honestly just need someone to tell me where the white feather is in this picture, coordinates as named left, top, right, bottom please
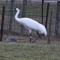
left=15, top=8, right=47, bottom=36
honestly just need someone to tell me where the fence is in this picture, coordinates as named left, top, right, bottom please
left=0, top=0, right=60, bottom=43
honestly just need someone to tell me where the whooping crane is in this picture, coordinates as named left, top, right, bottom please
left=15, top=8, right=47, bottom=43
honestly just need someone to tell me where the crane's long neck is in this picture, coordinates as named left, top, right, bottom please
left=15, top=9, right=21, bottom=22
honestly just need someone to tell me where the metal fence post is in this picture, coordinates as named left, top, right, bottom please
left=41, top=0, right=44, bottom=24
left=45, top=3, right=50, bottom=29
left=55, top=1, right=60, bottom=37
left=0, top=6, right=5, bottom=41
left=48, top=9, right=52, bottom=44
left=9, top=0, right=15, bottom=31
left=20, top=0, right=27, bottom=35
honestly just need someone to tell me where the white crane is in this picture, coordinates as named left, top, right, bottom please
left=15, top=8, right=47, bottom=42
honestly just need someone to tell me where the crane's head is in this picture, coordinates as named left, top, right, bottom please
left=13, top=8, right=20, bottom=12
left=16, top=8, right=19, bottom=11
left=15, top=8, right=20, bottom=12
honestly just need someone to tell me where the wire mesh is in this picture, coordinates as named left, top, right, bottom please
left=0, top=0, right=60, bottom=42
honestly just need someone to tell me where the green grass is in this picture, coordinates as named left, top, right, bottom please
left=0, top=42, right=60, bottom=60
left=17, top=4, right=56, bottom=17
left=0, top=3, right=56, bottom=17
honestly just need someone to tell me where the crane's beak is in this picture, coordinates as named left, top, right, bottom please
left=13, top=8, right=16, bottom=12
left=13, top=8, right=16, bottom=14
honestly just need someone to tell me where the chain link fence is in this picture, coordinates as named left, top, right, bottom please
left=0, top=0, right=60, bottom=42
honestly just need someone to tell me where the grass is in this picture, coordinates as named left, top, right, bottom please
left=0, top=3, right=56, bottom=16
left=0, top=42, right=60, bottom=60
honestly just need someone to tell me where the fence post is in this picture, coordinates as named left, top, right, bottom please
left=9, top=0, right=15, bottom=31
left=20, top=0, right=27, bottom=35
left=41, top=0, right=44, bottom=24
left=0, top=6, right=5, bottom=41
left=48, top=9, right=52, bottom=44
left=55, top=1, right=60, bottom=37
left=45, top=3, right=50, bottom=29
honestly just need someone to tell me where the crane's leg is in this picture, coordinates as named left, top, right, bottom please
left=36, top=31, right=42, bottom=40
left=29, top=30, right=32, bottom=43
left=29, top=33, right=32, bottom=43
